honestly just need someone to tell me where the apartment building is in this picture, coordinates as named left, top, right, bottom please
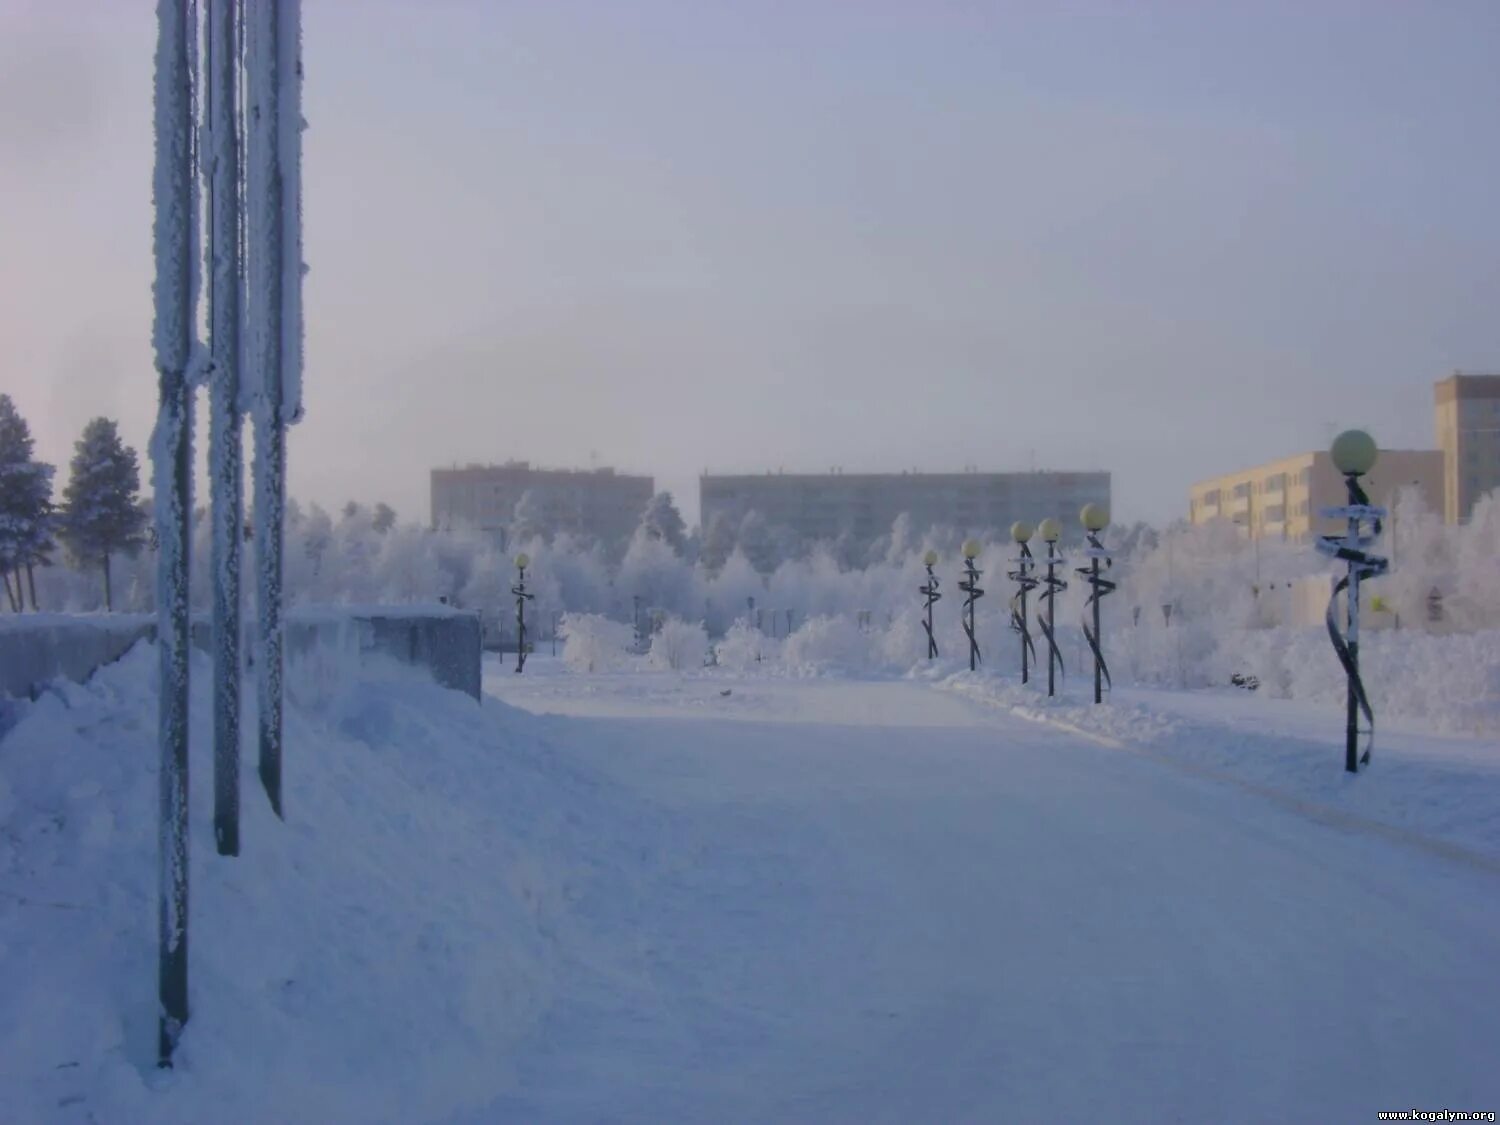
left=700, top=469, right=1111, bottom=548
left=1435, top=373, right=1500, bottom=524
left=1188, top=449, right=1442, bottom=541
left=430, top=461, right=652, bottom=551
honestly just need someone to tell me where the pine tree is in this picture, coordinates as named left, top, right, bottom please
left=637, top=491, right=687, bottom=555
left=59, top=418, right=147, bottom=611
left=0, top=395, right=56, bottom=611
left=372, top=502, right=397, bottom=534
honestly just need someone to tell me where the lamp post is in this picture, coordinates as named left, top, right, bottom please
left=919, top=549, right=941, bottom=659
left=1037, top=517, right=1066, bottom=697
left=1075, top=504, right=1115, bottom=704
left=512, top=553, right=534, bottom=673
left=958, top=539, right=984, bottom=671
left=1314, top=430, right=1388, bottom=773
left=1008, top=522, right=1038, bottom=684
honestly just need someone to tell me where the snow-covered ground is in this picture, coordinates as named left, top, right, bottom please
left=2, top=647, right=1498, bottom=1122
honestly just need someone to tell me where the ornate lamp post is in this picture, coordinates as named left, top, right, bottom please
left=1075, top=504, right=1115, bottom=704
left=513, top=553, right=534, bottom=673
left=1314, top=430, right=1388, bottom=772
left=919, top=549, right=941, bottom=659
left=1037, top=517, right=1067, bottom=697
left=958, top=539, right=984, bottom=671
left=1008, top=522, right=1039, bottom=684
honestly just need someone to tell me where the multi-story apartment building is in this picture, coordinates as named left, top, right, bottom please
left=1188, top=449, right=1443, bottom=541
left=699, top=469, right=1111, bottom=548
left=1435, top=373, right=1500, bottom=524
left=430, top=461, right=653, bottom=551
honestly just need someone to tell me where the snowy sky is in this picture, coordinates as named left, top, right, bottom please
left=4, top=0, right=1499, bottom=530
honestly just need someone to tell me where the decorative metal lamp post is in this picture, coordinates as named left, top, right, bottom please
left=1037, top=517, right=1067, bottom=697
left=919, top=549, right=941, bottom=659
left=512, top=553, right=534, bottom=673
left=1008, top=522, right=1039, bottom=684
left=958, top=539, right=984, bottom=671
left=1314, top=430, right=1388, bottom=773
left=1075, top=504, right=1115, bottom=704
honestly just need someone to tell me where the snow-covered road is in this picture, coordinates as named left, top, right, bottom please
left=474, top=668, right=1500, bottom=1123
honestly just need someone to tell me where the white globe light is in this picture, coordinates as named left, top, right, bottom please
left=1037, top=517, right=1061, bottom=543
left=515, top=552, right=530, bottom=569
left=1080, top=503, right=1109, bottom=532
left=1010, top=520, right=1034, bottom=544
left=923, top=549, right=938, bottom=567
left=962, top=539, right=981, bottom=560
left=1330, top=429, right=1378, bottom=475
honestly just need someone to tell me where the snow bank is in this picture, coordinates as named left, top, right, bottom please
left=938, top=670, right=1500, bottom=865
left=0, top=642, right=668, bottom=1123
left=0, top=613, right=155, bottom=700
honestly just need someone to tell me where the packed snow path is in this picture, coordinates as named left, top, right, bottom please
left=475, top=668, right=1500, bottom=1123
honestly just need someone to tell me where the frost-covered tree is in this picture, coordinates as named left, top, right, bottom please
left=737, top=510, right=779, bottom=574
left=0, top=396, right=55, bottom=611
left=637, top=491, right=687, bottom=555
left=700, top=513, right=737, bottom=574
left=58, top=418, right=146, bottom=611
left=372, top=502, right=397, bottom=534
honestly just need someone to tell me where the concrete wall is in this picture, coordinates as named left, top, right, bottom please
left=0, top=607, right=482, bottom=702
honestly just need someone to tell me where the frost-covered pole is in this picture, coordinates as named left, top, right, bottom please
left=919, top=549, right=940, bottom=659
left=246, top=0, right=304, bottom=817
left=1315, top=431, right=1388, bottom=774
left=512, top=553, right=534, bottom=672
left=1037, top=518, right=1067, bottom=698
left=151, top=0, right=196, bottom=1067
left=1007, top=522, right=1038, bottom=685
left=207, top=0, right=243, bottom=856
left=958, top=540, right=983, bottom=671
left=1075, top=504, right=1115, bottom=705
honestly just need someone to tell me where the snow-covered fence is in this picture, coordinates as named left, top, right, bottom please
left=0, top=607, right=482, bottom=703
left=0, top=614, right=156, bottom=699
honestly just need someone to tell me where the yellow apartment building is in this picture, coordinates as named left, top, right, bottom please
left=1189, top=448, right=1443, bottom=542
left=1435, top=373, right=1500, bottom=524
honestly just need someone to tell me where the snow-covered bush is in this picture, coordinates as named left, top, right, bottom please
left=558, top=612, right=635, bottom=674
left=782, top=614, right=880, bottom=675
left=712, top=620, right=778, bottom=672
left=648, top=617, right=709, bottom=671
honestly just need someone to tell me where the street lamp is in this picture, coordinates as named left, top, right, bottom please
left=1037, top=517, right=1067, bottom=697
left=1315, top=429, right=1388, bottom=773
left=959, top=539, right=984, bottom=671
left=1008, top=522, right=1038, bottom=684
left=919, top=549, right=941, bottom=659
left=512, top=553, right=534, bottom=673
left=1075, top=503, right=1115, bottom=705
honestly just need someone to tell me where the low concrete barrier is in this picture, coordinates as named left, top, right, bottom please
left=0, top=606, right=482, bottom=702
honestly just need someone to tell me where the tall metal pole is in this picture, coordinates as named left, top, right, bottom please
left=512, top=554, right=533, bottom=673
left=1345, top=508, right=1360, bottom=773
left=207, top=0, right=243, bottom=856
left=919, top=550, right=940, bottom=659
left=1091, top=555, right=1102, bottom=704
left=958, top=541, right=983, bottom=671
left=247, top=0, right=302, bottom=817
left=151, top=0, right=195, bottom=1067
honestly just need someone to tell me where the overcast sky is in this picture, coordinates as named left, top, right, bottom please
left=4, top=0, right=1498, bottom=530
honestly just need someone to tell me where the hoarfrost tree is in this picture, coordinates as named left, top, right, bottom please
left=637, top=491, right=687, bottom=555
left=0, top=395, right=55, bottom=611
left=372, top=502, right=397, bottom=534
left=700, top=513, right=738, bottom=574
left=59, top=418, right=147, bottom=611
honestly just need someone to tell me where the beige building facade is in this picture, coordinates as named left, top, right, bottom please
left=430, top=461, right=652, bottom=551
left=1435, top=373, right=1500, bottom=524
left=1189, top=449, right=1443, bottom=542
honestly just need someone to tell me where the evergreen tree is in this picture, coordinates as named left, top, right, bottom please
left=699, top=513, right=738, bottom=574
left=372, top=502, right=397, bottom=534
left=0, top=395, right=56, bottom=611
left=59, top=418, right=147, bottom=611
left=637, top=491, right=687, bottom=555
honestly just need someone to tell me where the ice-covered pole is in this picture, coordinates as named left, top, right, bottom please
left=1007, top=522, right=1038, bottom=685
left=150, top=0, right=196, bottom=1067
left=1037, top=518, right=1066, bottom=698
left=512, top=553, right=534, bottom=673
left=246, top=0, right=304, bottom=817
left=1075, top=504, right=1114, bottom=705
left=207, top=0, right=243, bottom=856
left=919, top=549, right=941, bottom=659
left=958, top=539, right=984, bottom=671
left=1315, top=430, right=1388, bottom=773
